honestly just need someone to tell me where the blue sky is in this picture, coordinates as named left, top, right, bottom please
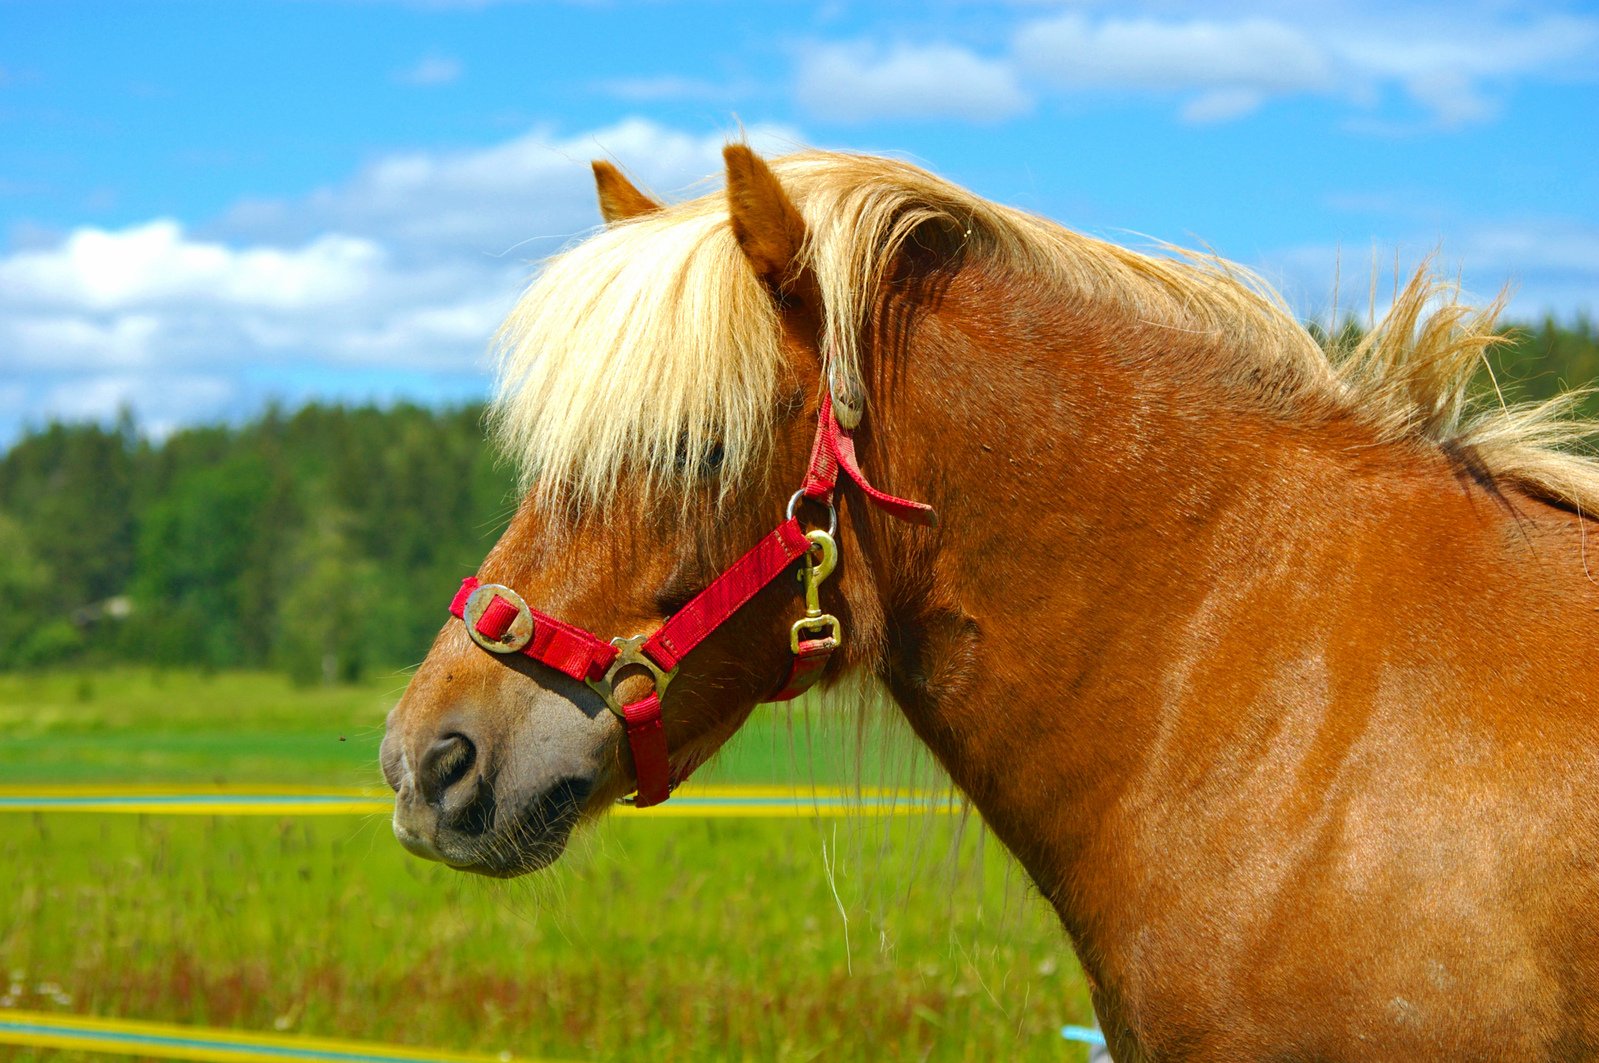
left=2, top=0, right=1596, bottom=442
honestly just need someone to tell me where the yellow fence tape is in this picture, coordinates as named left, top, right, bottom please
left=0, top=1008, right=566, bottom=1063
left=0, top=784, right=961, bottom=818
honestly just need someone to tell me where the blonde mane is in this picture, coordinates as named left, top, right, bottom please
left=491, top=150, right=1599, bottom=512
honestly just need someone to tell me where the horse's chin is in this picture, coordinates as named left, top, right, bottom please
left=447, top=835, right=569, bottom=878
left=393, top=776, right=592, bottom=878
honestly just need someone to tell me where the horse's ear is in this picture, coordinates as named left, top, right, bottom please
left=592, top=161, right=663, bottom=225
left=723, top=145, right=806, bottom=289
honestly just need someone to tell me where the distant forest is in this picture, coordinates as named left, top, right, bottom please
left=0, top=402, right=514, bottom=683
left=2, top=317, right=1596, bottom=682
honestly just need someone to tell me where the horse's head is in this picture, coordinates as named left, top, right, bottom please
left=380, top=148, right=910, bottom=876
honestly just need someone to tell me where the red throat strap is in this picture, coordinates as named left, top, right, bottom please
left=620, top=694, right=670, bottom=807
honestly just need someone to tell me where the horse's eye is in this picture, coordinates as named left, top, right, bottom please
left=701, top=441, right=725, bottom=473
left=673, top=436, right=724, bottom=477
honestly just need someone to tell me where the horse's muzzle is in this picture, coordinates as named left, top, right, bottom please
left=382, top=717, right=590, bottom=877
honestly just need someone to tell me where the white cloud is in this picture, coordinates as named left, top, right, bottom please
left=1454, top=220, right=1599, bottom=314
left=0, top=221, right=385, bottom=312
left=1400, top=71, right=1497, bottom=129
left=0, top=218, right=520, bottom=376
left=796, top=41, right=1031, bottom=123
left=2, top=313, right=164, bottom=371
left=1329, top=14, right=1599, bottom=82
left=600, top=75, right=746, bottom=103
left=1180, top=88, right=1266, bottom=124
left=42, top=373, right=236, bottom=437
left=226, top=117, right=803, bottom=252
left=395, top=55, right=462, bottom=87
left=1267, top=219, right=1599, bottom=324
left=1016, top=15, right=1335, bottom=96
left=0, top=118, right=808, bottom=436
left=323, top=291, right=518, bottom=366
left=1324, top=14, right=1598, bottom=129
left=803, top=10, right=1599, bottom=129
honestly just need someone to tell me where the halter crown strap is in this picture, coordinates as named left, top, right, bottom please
left=799, top=393, right=938, bottom=527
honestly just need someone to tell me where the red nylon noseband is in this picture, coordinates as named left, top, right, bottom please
left=448, top=393, right=934, bottom=807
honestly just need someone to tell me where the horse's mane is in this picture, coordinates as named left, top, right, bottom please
left=491, top=150, right=1599, bottom=512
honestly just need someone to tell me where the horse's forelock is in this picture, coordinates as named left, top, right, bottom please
left=489, top=204, right=785, bottom=513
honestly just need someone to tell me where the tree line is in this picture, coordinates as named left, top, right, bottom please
left=0, top=402, right=515, bottom=683
left=1, top=317, right=1595, bottom=682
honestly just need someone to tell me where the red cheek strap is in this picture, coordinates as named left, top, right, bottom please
left=800, top=392, right=937, bottom=527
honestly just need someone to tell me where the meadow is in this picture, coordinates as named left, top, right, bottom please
left=0, top=670, right=1092, bottom=1061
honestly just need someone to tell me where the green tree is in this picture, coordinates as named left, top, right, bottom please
left=0, top=511, right=81, bottom=667
left=128, top=453, right=275, bottom=669
left=0, top=418, right=136, bottom=612
left=274, top=508, right=387, bottom=686
left=1490, top=316, right=1599, bottom=421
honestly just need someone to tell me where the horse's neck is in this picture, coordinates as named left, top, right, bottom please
left=863, top=267, right=1473, bottom=933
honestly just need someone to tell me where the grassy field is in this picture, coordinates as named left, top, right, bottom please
left=0, top=670, right=1093, bottom=1061
left=0, top=670, right=925, bottom=790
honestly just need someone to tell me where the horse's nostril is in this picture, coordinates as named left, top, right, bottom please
left=418, top=733, right=476, bottom=803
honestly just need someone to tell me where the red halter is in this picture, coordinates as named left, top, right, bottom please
left=448, top=394, right=936, bottom=807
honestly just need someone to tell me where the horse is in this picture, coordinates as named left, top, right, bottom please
left=380, top=146, right=1599, bottom=1060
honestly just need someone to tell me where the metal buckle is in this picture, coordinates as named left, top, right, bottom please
left=461, top=583, right=535, bottom=654
left=585, top=634, right=679, bottom=720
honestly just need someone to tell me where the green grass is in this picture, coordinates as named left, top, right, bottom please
left=0, top=670, right=1093, bottom=1061
left=0, top=670, right=402, bottom=788
left=0, top=669, right=929, bottom=789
